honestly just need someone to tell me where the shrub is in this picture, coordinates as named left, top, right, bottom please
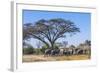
left=35, top=49, right=43, bottom=55
left=23, top=47, right=35, bottom=55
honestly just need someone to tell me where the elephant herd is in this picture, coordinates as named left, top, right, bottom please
left=44, top=48, right=90, bottom=57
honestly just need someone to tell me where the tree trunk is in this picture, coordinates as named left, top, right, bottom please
left=51, top=41, right=55, bottom=49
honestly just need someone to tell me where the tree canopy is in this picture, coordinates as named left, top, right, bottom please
left=23, top=18, right=80, bottom=49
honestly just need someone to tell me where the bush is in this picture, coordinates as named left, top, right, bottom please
left=23, top=47, right=35, bottom=55
left=35, top=49, right=43, bottom=55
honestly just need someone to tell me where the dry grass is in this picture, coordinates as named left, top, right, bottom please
left=22, top=54, right=90, bottom=62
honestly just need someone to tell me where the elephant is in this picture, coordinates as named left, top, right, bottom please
left=51, top=49, right=60, bottom=56
left=44, top=49, right=60, bottom=57
left=63, top=50, right=68, bottom=55
left=75, top=48, right=86, bottom=55
left=77, top=49, right=84, bottom=54
left=63, top=49, right=73, bottom=56
left=44, top=49, right=52, bottom=57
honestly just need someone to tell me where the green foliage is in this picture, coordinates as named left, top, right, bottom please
left=23, top=47, right=35, bottom=55
left=41, top=45, right=48, bottom=53
left=35, top=49, right=43, bottom=55
left=53, top=44, right=59, bottom=49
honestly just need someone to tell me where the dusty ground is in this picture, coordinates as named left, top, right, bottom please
left=22, top=54, right=90, bottom=62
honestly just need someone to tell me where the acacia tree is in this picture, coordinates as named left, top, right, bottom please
left=23, top=18, right=80, bottom=49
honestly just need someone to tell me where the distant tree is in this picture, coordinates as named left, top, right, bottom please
left=62, top=41, right=68, bottom=48
left=85, top=40, right=91, bottom=46
left=69, top=45, right=75, bottom=49
left=23, top=46, right=35, bottom=55
left=23, top=18, right=80, bottom=49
